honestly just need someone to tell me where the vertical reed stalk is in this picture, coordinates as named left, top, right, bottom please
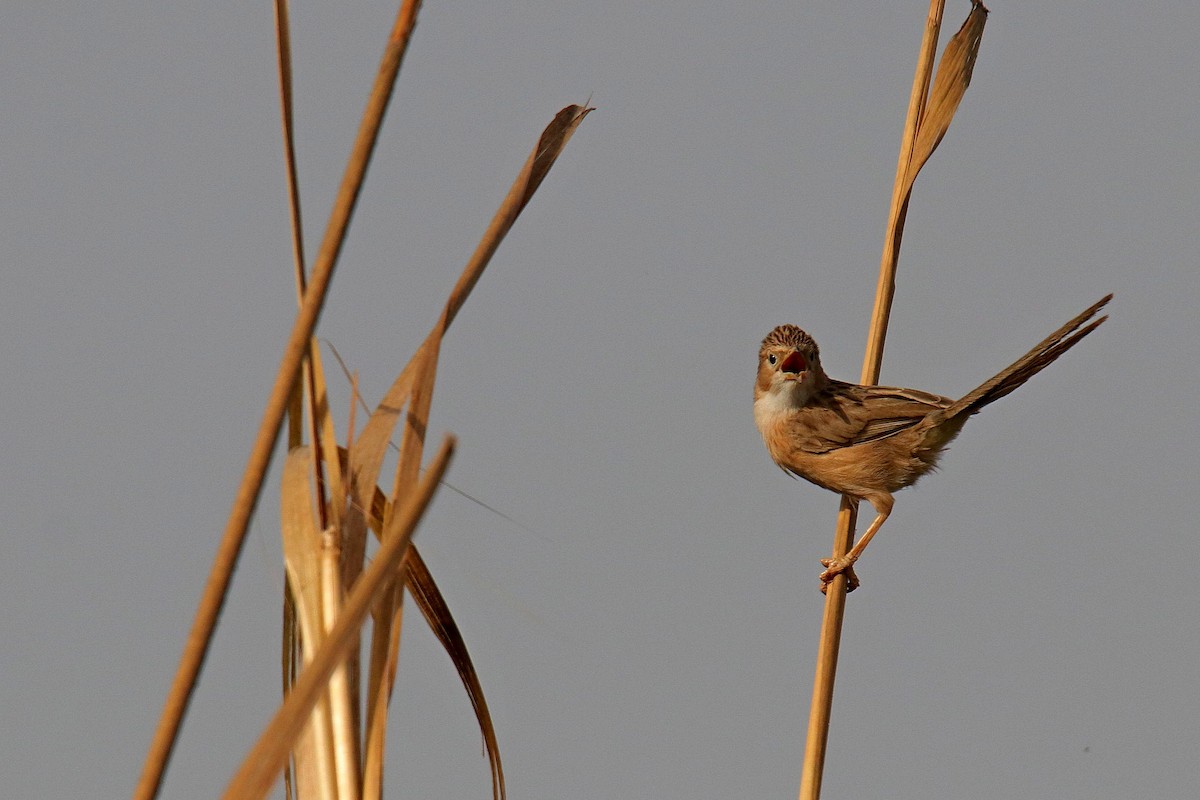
left=797, top=1, right=981, bottom=797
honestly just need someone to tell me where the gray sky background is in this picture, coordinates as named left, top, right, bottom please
left=3, top=2, right=1197, bottom=798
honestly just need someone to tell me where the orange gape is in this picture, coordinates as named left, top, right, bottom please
left=754, top=295, right=1111, bottom=592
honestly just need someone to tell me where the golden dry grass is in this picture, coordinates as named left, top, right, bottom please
left=134, top=2, right=591, bottom=799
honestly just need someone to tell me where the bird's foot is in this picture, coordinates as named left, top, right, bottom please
left=819, top=556, right=860, bottom=593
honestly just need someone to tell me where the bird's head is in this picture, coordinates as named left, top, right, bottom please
left=755, top=324, right=826, bottom=408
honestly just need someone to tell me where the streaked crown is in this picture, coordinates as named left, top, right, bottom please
left=759, top=324, right=818, bottom=362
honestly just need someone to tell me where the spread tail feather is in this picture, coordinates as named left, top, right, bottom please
left=935, top=294, right=1111, bottom=426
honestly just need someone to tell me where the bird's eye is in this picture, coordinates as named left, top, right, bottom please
left=767, top=354, right=777, bottom=365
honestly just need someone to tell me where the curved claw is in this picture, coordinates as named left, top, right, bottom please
left=818, top=557, right=860, bottom=593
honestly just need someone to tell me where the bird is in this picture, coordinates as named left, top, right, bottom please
left=754, top=294, right=1111, bottom=592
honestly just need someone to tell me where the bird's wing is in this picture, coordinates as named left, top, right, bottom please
left=795, top=381, right=953, bottom=454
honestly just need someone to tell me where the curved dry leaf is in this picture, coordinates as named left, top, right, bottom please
left=329, top=103, right=590, bottom=800
left=444, top=104, right=593, bottom=328
left=309, top=343, right=347, bottom=528
left=391, top=333, right=441, bottom=504
left=907, top=1, right=988, bottom=188
left=391, top=102, right=595, bottom=516
left=407, top=548, right=505, bottom=800
left=343, top=336, right=425, bottom=583
left=349, top=102, right=593, bottom=576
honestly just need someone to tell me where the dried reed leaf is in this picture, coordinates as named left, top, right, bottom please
left=346, top=98, right=594, bottom=647
left=391, top=335, right=440, bottom=503
left=280, top=448, right=337, bottom=800
left=342, top=346, right=422, bottom=585
left=905, top=0, right=988, bottom=192
left=444, top=104, right=593, bottom=328
left=310, top=344, right=347, bottom=527
left=282, top=103, right=591, bottom=800
left=348, top=102, right=593, bottom=549
left=224, top=437, right=456, bottom=800
left=359, top=104, right=592, bottom=798
left=332, top=456, right=502, bottom=799
left=388, top=102, right=595, bottom=512
left=407, top=548, right=506, bottom=800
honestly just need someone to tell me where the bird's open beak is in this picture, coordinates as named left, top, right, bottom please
left=780, top=350, right=807, bottom=379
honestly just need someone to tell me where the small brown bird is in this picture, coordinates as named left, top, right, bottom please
left=754, top=295, right=1111, bottom=591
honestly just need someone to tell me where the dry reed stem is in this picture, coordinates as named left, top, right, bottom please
left=280, top=448, right=337, bottom=799
left=224, top=437, right=456, bottom=800
left=276, top=0, right=339, bottom=532
left=276, top=0, right=307, bottom=456
left=799, top=2, right=988, bottom=799
left=321, top=529, right=360, bottom=800
left=273, top=5, right=357, bottom=789
left=274, top=0, right=306, bottom=304
left=133, top=4, right=423, bottom=797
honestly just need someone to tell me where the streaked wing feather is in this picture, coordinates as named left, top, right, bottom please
left=797, top=381, right=952, bottom=454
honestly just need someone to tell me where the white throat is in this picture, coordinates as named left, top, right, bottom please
left=754, top=378, right=813, bottom=434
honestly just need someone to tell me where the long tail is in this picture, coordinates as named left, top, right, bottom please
left=938, top=294, right=1111, bottom=424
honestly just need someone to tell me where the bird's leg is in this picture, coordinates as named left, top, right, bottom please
left=819, top=494, right=893, bottom=589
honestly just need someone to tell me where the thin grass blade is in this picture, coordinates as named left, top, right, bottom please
left=444, top=104, right=592, bottom=328
left=407, top=549, right=505, bottom=800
